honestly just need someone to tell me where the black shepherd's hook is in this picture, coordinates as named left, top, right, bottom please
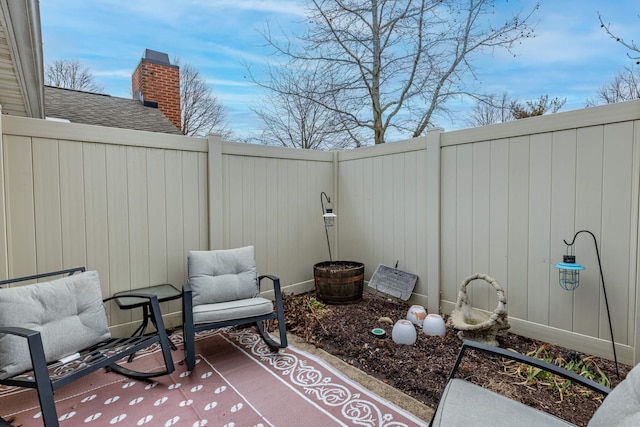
left=320, top=192, right=333, bottom=262
left=564, top=230, right=619, bottom=379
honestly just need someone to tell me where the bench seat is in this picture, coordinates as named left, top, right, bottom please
left=0, top=268, right=175, bottom=427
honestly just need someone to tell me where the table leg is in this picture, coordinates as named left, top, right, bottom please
left=127, top=305, right=151, bottom=363
left=126, top=300, right=178, bottom=363
left=149, top=308, right=177, bottom=351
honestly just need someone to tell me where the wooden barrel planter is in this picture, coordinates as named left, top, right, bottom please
left=313, top=261, right=365, bottom=304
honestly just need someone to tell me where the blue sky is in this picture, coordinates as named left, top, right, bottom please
left=40, top=1, right=639, bottom=142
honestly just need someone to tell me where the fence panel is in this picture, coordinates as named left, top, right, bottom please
left=439, top=101, right=640, bottom=363
left=336, top=138, right=430, bottom=303
left=2, top=100, right=640, bottom=363
left=214, top=140, right=335, bottom=295
left=1, top=117, right=208, bottom=332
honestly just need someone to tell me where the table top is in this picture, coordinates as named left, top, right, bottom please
left=113, top=283, right=181, bottom=309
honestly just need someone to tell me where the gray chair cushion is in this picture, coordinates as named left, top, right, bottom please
left=193, top=297, right=274, bottom=324
left=0, top=270, right=111, bottom=379
left=188, top=246, right=258, bottom=306
left=431, top=378, right=575, bottom=426
left=588, top=362, right=640, bottom=426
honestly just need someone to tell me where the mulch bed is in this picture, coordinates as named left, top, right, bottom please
left=283, top=291, right=631, bottom=427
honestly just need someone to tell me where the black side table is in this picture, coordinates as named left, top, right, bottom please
left=113, top=283, right=182, bottom=360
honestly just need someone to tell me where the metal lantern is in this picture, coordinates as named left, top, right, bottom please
left=320, top=192, right=336, bottom=229
left=322, top=208, right=337, bottom=228
left=320, top=192, right=336, bottom=261
left=554, top=255, right=585, bottom=291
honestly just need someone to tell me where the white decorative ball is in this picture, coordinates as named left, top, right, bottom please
left=392, top=319, right=417, bottom=345
left=406, top=305, right=427, bottom=327
left=422, top=313, right=446, bottom=336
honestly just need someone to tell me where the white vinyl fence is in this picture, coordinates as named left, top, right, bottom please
left=2, top=99, right=640, bottom=364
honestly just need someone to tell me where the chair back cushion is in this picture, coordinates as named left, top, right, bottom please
left=188, top=246, right=258, bottom=306
left=0, top=270, right=111, bottom=379
left=588, top=362, right=640, bottom=426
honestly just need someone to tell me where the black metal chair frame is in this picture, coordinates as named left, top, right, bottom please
left=430, top=339, right=612, bottom=426
left=0, top=267, right=175, bottom=427
left=182, top=274, right=287, bottom=371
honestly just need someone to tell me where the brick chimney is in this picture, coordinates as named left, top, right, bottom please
left=132, top=49, right=181, bottom=131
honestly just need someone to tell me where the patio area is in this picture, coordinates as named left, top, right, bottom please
left=1, top=287, right=632, bottom=426
left=1, top=326, right=428, bottom=426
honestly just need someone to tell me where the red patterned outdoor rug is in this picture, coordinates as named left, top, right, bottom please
left=1, top=328, right=426, bottom=426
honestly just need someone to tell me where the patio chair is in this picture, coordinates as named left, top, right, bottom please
left=0, top=267, right=175, bottom=427
left=182, top=246, right=287, bottom=370
left=430, top=340, right=640, bottom=426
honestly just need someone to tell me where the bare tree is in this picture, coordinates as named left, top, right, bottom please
left=509, top=95, right=565, bottom=119
left=466, top=93, right=565, bottom=126
left=599, top=12, right=640, bottom=64
left=466, top=92, right=514, bottom=127
left=178, top=61, right=231, bottom=138
left=45, top=59, right=104, bottom=93
left=260, top=0, right=538, bottom=145
left=587, top=67, right=640, bottom=106
left=250, top=63, right=363, bottom=149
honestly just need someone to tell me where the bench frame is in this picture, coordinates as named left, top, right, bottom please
left=430, top=339, right=612, bottom=426
left=0, top=267, right=175, bottom=427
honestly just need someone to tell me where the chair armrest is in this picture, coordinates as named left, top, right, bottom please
left=0, top=326, right=47, bottom=363
left=0, top=326, right=50, bottom=383
left=0, top=326, right=40, bottom=338
left=258, top=275, right=282, bottom=293
left=258, top=274, right=280, bottom=283
left=430, top=340, right=611, bottom=427
left=258, top=275, right=284, bottom=302
left=450, top=340, right=611, bottom=396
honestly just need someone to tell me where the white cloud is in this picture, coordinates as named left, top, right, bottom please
left=206, top=78, right=254, bottom=88
left=97, top=0, right=305, bottom=25
left=198, top=0, right=306, bottom=16
left=93, top=69, right=133, bottom=79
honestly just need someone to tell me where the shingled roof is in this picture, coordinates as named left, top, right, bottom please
left=44, top=86, right=182, bottom=135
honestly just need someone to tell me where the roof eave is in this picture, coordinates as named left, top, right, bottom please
left=0, top=0, right=45, bottom=118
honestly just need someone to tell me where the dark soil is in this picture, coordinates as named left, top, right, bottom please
left=283, top=291, right=631, bottom=427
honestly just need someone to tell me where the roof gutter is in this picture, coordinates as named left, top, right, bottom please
left=0, top=0, right=45, bottom=118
